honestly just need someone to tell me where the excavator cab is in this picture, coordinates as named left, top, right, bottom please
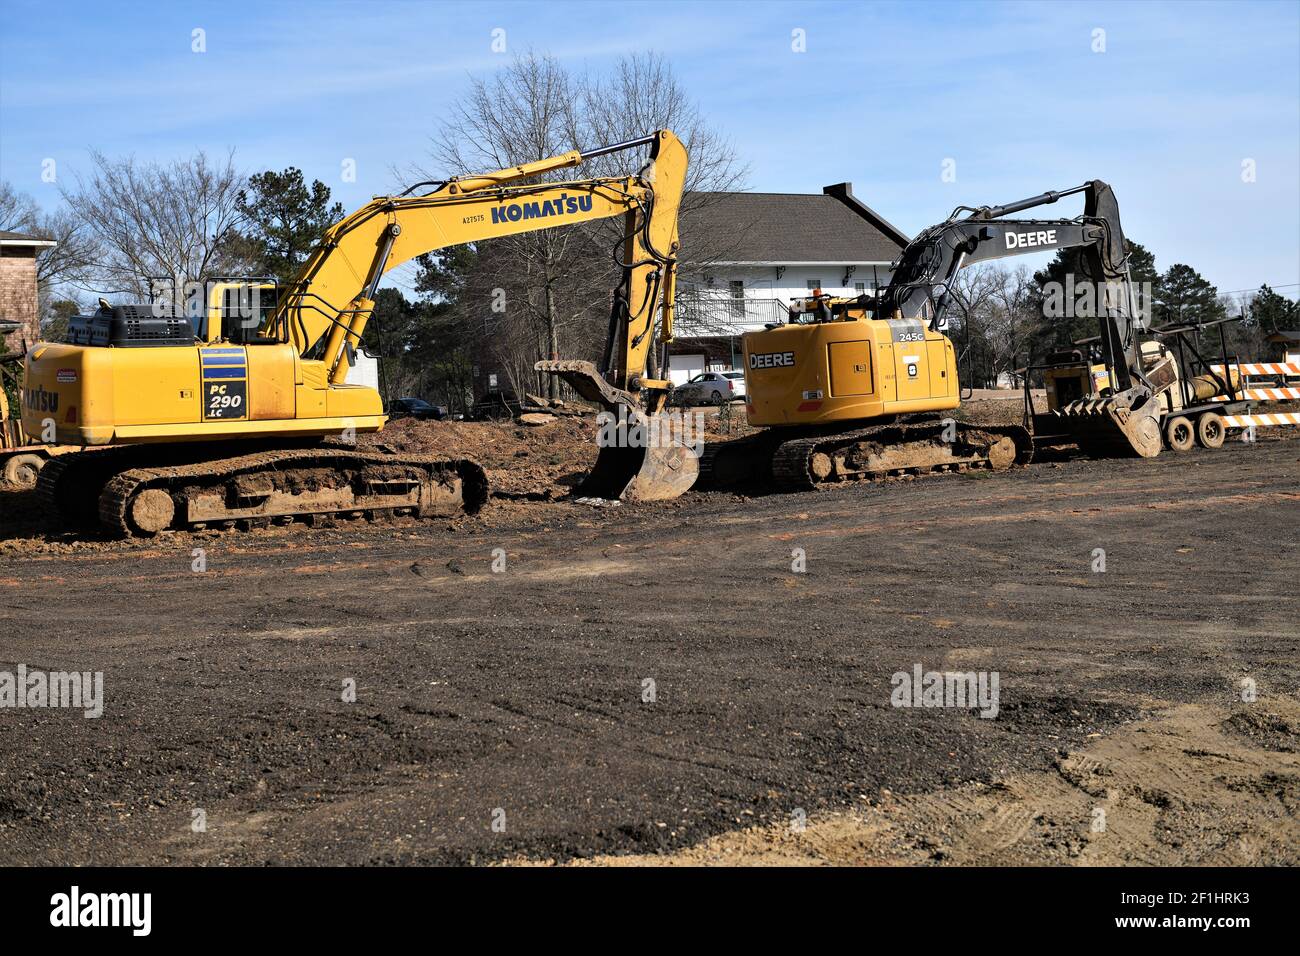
left=219, top=281, right=285, bottom=346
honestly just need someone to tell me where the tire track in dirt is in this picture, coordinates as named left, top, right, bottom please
left=540, top=700, right=1299, bottom=866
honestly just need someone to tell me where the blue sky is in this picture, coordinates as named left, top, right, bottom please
left=1, top=0, right=1297, bottom=300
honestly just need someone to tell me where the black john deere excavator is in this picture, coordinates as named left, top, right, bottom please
left=22, top=131, right=693, bottom=535
left=700, top=180, right=1173, bottom=491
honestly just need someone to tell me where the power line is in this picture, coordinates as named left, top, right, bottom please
left=1219, top=282, right=1300, bottom=296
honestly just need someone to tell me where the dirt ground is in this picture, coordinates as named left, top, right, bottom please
left=549, top=700, right=1300, bottom=865
left=0, top=409, right=1296, bottom=865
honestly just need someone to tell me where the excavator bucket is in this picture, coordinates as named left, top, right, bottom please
left=1052, top=353, right=1176, bottom=458
left=578, top=410, right=700, bottom=501
left=536, top=359, right=699, bottom=501
left=1053, top=390, right=1164, bottom=458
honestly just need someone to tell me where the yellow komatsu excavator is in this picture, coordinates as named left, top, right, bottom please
left=22, top=130, right=691, bottom=535
left=702, top=180, right=1168, bottom=491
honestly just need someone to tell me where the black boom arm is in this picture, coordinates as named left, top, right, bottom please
left=878, top=180, right=1144, bottom=390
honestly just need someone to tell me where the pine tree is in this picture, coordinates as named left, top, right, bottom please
left=1249, top=284, right=1299, bottom=332
left=232, top=168, right=344, bottom=286
left=1154, top=264, right=1225, bottom=327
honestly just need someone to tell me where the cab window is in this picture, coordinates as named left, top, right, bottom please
left=222, top=286, right=283, bottom=344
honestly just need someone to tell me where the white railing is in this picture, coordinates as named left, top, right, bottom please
left=674, top=293, right=788, bottom=336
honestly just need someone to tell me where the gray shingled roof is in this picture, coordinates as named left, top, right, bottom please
left=680, top=184, right=908, bottom=265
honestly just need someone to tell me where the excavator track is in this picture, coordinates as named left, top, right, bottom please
left=699, top=417, right=1033, bottom=493
left=771, top=421, right=1032, bottom=490
left=39, top=445, right=487, bottom=537
left=36, top=446, right=146, bottom=531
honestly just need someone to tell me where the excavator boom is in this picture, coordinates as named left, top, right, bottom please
left=278, top=131, right=685, bottom=390
left=276, top=129, right=693, bottom=500
left=877, top=180, right=1165, bottom=457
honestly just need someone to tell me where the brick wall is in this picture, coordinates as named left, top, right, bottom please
left=0, top=248, right=40, bottom=355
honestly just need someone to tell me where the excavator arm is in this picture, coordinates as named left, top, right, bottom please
left=876, top=180, right=1166, bottom=456
left=273, top=128, right=695, bottom=498
left=275, top=131, right=685, bottom=393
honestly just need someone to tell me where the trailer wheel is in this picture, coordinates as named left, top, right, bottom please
left=2, top=452, right=46, bottom=490
left=1164, top=416, right=1195, bottom=452
left=1195, top=411, right=1225, bottom=449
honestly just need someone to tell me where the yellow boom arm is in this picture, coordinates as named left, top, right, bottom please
left=278, top=130, right=686, bottom=391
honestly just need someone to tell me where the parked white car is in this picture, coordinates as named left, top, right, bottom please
left=672, top=370, right=746, bottom=405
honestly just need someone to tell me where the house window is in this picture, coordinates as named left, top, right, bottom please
left=854, top=282, right=866, bottom=294
left=729, top=280, right=744, bottom=318
left=806, top=279, right=824, bottom=292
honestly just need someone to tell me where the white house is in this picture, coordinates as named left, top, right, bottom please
left=666, top=183, right=909, bottom=384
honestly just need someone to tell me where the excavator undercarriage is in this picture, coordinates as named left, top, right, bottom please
left=37, top=443, right=487, bottom=536
left=700, top=417, right=1032, bottom=492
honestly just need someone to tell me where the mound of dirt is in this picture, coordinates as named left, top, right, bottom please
left=956, top=397, right=1040, bottom=428
left=520, top=700, right=1300, bottom=866
left=361, top=416, right=602, bottom=498
left=367, top=408, right=761, bottom=499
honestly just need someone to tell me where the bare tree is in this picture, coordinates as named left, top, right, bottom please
left=61, top=150, right=249, bottom=298
left=423, top=54, right=602, bottom=395
left=0, top=181, right=39, bottom=233
left=32, top=208, right=101, bottom=297
left=949, top=265, right=1038, bottom=387
left=577, top=53, right=755, bottom=338
left=575, top=52, right=749, bottom=208
left=985, top=266, right=1037, bottom=383
left=948, top=267, right=1005, bottom=388
left=416, top=52, right=750, bottom=397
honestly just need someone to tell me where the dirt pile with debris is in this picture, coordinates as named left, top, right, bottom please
left=1, top=397, right=1292, bottom=549
left=364, top=407, right=760, bottom=499
left=956, top=398, right=1038, bottom=428
left=362, top=416, right=602, bottom=498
